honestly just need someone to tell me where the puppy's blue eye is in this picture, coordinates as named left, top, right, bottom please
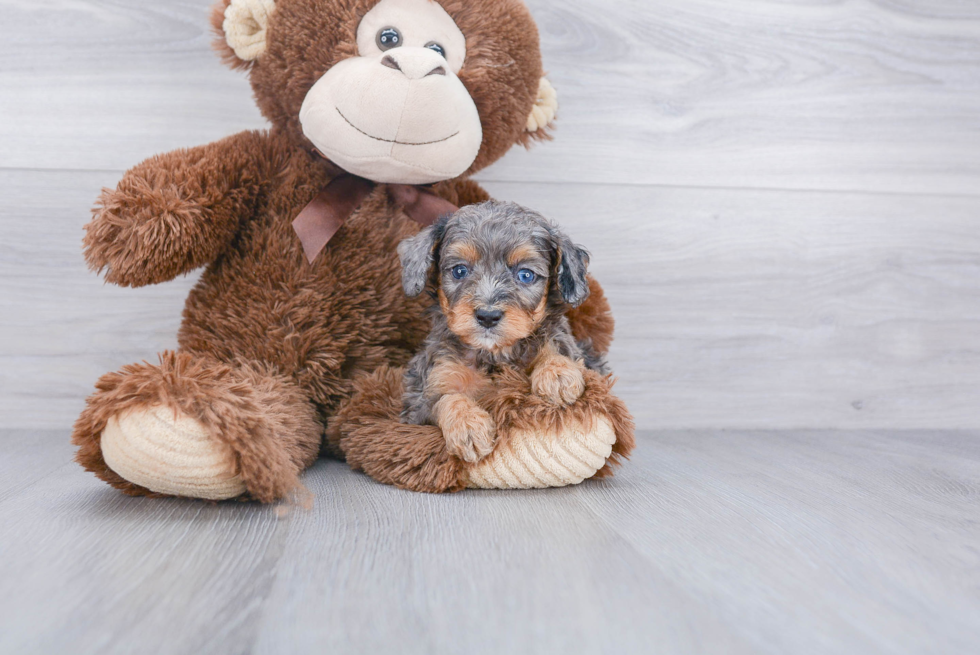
left=517, top=269, right=537, bottom=284
left=452, top=265, right=469, bottom=280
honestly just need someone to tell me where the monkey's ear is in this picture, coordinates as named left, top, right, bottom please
left=398, top=218, right=449, bottom=297
left=211, top=0, right=276, bottom=69
left=549, top=227, right=591, bottom=307
left=525, top=77, right=558, bottom=141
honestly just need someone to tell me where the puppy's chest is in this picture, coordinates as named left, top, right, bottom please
left=463, top=341, right=542, bottom=376
left=428, top=343, right=534, bottom=395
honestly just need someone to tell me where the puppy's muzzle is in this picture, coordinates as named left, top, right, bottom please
left=475, top=308, right=503, bottom=329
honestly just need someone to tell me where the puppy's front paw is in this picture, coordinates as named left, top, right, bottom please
left=531, top=356, right=586, bottom=405
left=434, top=394, right=496, bottom=463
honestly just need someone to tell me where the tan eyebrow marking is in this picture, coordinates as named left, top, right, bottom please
left=507, top=243, right=540, bottom=267
left=446, top=241, right=479, bottom=263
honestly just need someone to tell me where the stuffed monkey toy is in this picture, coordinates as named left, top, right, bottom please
left=72, top=0, right=633, bottom=501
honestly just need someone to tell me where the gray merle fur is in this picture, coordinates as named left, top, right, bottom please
left=397, top=201, right=609, bottom=426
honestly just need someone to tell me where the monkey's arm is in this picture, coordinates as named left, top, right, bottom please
left=84, top=130, right=278, bottom=287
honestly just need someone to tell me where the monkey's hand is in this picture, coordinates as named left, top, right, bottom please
left=434, top=394, right=496, bottom=463
left=531, top=354, right=586, bottom=405
left=84, top=130, right=274, bottom=287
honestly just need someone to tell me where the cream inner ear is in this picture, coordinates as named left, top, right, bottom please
left=527, top=77, right=558, bottom=132
left=223, top=0, right=276, bottom=62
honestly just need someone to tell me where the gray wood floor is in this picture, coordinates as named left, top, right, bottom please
left=1, top=429, right=978, bottom=654
left=2, top=1, right=980, bottom=652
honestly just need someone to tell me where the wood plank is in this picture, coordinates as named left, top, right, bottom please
left=484, top=180, right=980, bottom=430
left=0, top=0, right=267, bottom=172
left=249, top=458, right=751, bottom=654
left=0, top=430, right=977, bottom=653
left=0, top=430, right=75, bottom=503
left=5, top=169, right=978, bottom=430
left=493, top=0, right=980, bottom=194
left=0, top=431, right=289, bottom=655
left=0, top=169, right=198, bottom=428
left=575, top=430, right=980, bottom=655
left=1, top=1, right=978, bottom=195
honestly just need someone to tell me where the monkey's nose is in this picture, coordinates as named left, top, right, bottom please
left=380, top=50, right=447, bottom=80
left=475, top=309, right=504, bottom=329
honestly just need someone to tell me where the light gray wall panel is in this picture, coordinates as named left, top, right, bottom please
left=3, top=170, right=978, bottom=429
left=1, top=0, right=978, bottom=429
left=1, top=1, right=978, bottom=194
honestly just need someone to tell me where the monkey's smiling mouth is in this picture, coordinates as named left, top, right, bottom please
left=336, top=108, right=459, bottom=146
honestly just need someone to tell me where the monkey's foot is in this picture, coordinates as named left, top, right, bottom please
left=336, top=365, right=634, bottom=493
left=101, top=405, right=247, bottom=500
left=463, top=415, right=616, bottom=489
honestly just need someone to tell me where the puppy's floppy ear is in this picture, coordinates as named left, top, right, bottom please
left=548, top=227, right=591, bottom=307
left=398, top=217, right=449, bottom=297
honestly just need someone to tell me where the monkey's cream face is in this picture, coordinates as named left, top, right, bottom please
left=299, top=0, right=483, bottom=184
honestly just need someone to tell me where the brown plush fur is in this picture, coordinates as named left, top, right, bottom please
left=333, top=367, right=466, bottom=493
left=481, top=366, right=635, bottom=479
left=336, top=364, right=634, bottom=492
left=75, top=0, right=617, bottom=500
left=72, top=351, right=321, bottom=502
left=211, top=0, right=551, bottom=170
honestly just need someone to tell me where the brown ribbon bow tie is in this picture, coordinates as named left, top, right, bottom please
left=292, top=173, right=460, bottom=264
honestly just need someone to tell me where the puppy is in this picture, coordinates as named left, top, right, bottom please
left=397, top=200, right=607, bottom=463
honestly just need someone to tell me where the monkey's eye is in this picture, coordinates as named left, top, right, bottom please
left=452, top=265, right=469, bottom=280
left=516, top=269, right=537, bottom=285
left=377, top=27, right=402, bottom=51
left=425, top=42, right=446, bottom=59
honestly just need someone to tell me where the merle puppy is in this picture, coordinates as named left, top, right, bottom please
left=397, top=201, right=606, bottom=463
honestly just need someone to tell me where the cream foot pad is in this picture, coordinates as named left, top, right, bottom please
left=464, top=416, right=617, bottom=489
left=101, top=405, right=247, bottom=500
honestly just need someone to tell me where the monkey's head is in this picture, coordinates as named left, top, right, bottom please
left=212, top=0, right=557, bottom=184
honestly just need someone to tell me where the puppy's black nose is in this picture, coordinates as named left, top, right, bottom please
left=475, top=308, right=503, bottom=329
